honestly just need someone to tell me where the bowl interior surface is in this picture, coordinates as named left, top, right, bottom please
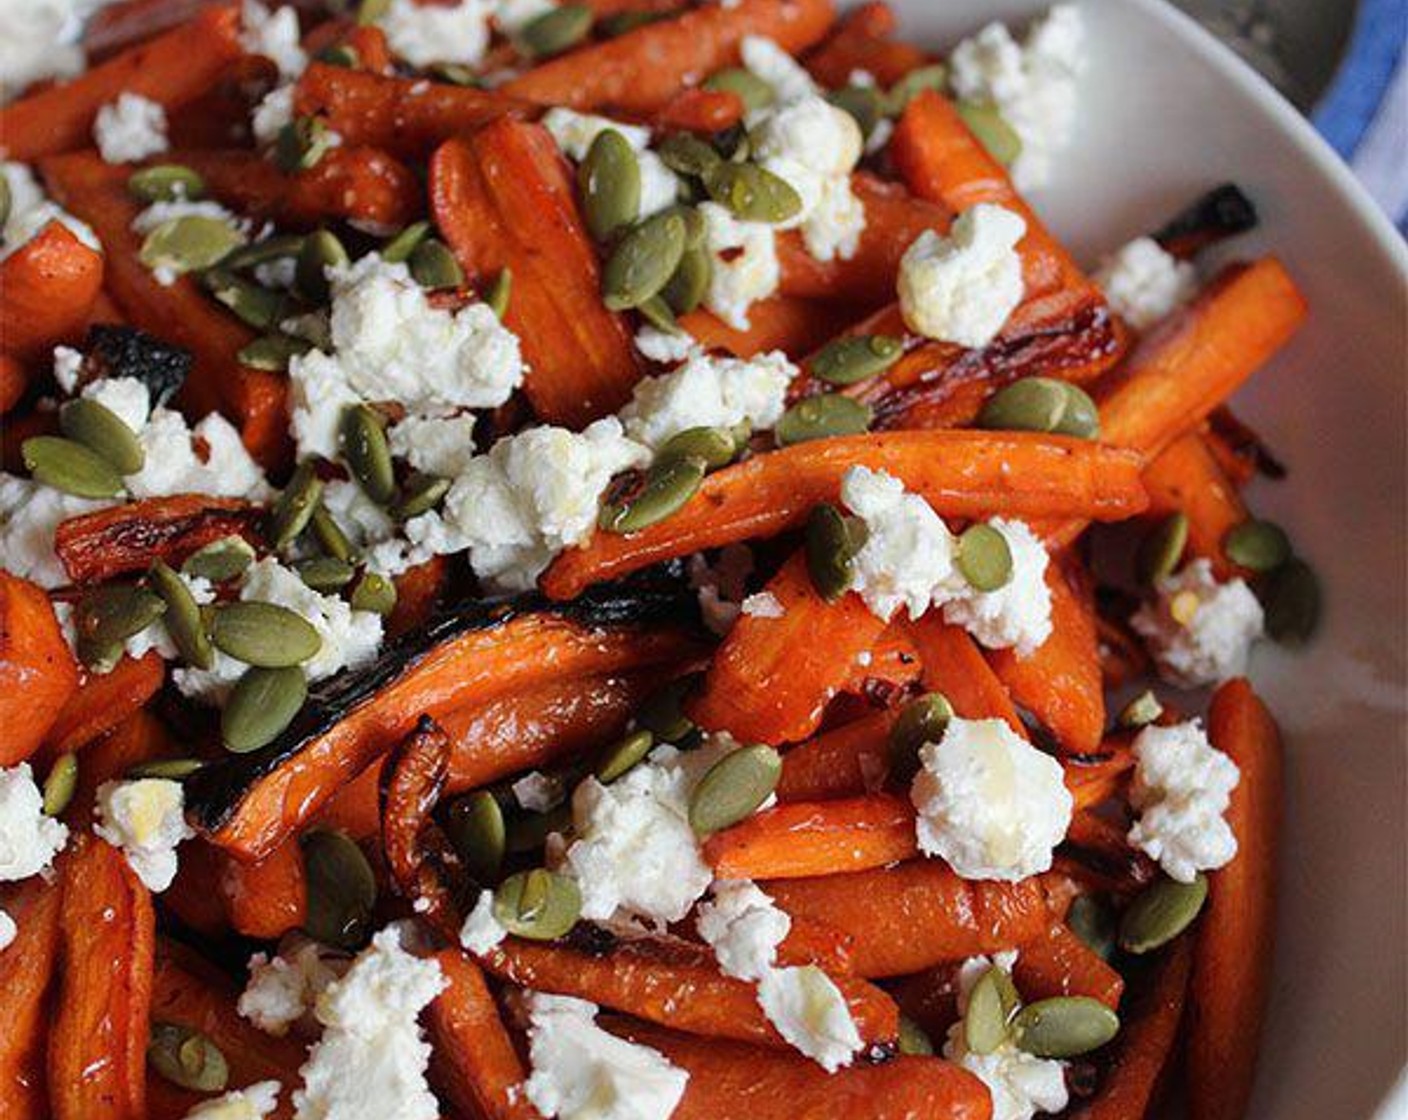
left=881, top=0, right=1408, bottom=1116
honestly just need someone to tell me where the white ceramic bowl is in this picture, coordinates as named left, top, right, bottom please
left=885, top=1, right=1408, bottom=1116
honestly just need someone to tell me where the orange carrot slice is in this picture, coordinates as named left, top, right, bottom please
left=0, top=222, right=104, bottom=363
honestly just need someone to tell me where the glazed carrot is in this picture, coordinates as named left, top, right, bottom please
left=1187, top=679, right=1282, bottom=1120
left=293, top=63, right=535, bottom=158
left=776, top=710, right=896, bottom=802
left=387, top=555, right=448, bottom=639
left=1057, top=810, right=1159, bottom=897
left=0, top=573, right=80, bottom=765
left=543, top=431, right=1150, bottom=599
left=159, top=838, right=231, bottom=939
left=609, top=1019, right=991, bottom=1119
left=41, top=153, right=290, bottom=469
left=1204, top=406, right=1285, bottom=487
left=771, top=915, right=856, bottom=975
left=503, top=0, right=837, bottom=113
left=66, top=709, right=177, bottom=826
left=705, top=794, right=918, bottom=880
left=689, top=551, right=889, bottom=745
left=382, top=717, right=462, bottom=941
left=656, top=87, right=746, bottom=133
left=82, top=0, right=239, bottom=59
left=0, top=879, right=61, bottom=1120
left=342, top=23, right=395, bottom=75
left=427, top=951, right=537, bottom=1120
left=0, top=222, right=105, bottom=364
left=1065, top=740, right=1135, bottom=812
left=837, top=622, right=922, bottom=700
left=1013, top=920, right=1125, bottom=1010
left=479, top=935, right=899, bottom=1051
left=803, top=1, right=929, bottom=88
left=41, top=650, right=165, bottom=758
left=766, top=859, right=1050, bottom=977
left=679, top=297, right=850, bottom=360
left=48, top=835, right=155, bottom=1120
left=53, top=495, right=263, bottom=584
left=431, top=124, right=642, bottom=427
left=905, top=613, right=1024, bottom=733
left=0, top=4, right=244, bottom=160
left=0, top=354, right=25, bottom=413
left=1143, top=432, right=1251, bottom=579
left=988, top=562, right=1106, bottom=755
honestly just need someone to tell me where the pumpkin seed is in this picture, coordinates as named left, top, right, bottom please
left=889, top=692, right=953, bottom=782
left=203, top=268, right=285, bottom=330
left=77, top=636, right=123, bottom=674
left=898, top=1015, right=935, bottom=1056
left=269, top=461, right=324, bottom=550
left=351, top=572, right=397, bottom=615
left=297, top=556, right=355, bottom=592
left=238, top=332, right=313, bottom=371
left=301, top=829, right=377, bottom=949
left=884, top=64, right=947, bottom=116
left=635, top=677, right=696, bottom=743
left=148, top=1023, right=229, bottom=1093
left=381, top=220, right=431, bottom=264
left=1013, top=997, right=1120, bottom=1058
left=519, top=4, right=592, bottom=58
left=656, top=426, right=737, bottom=470
left=775, top=393, right=872, bottom=446
left=394, top=473, right=451, bottom=520
left=956, top=522, right=1014, bottom=592
left=637, top=294, right=680, bottom=334
left=409, top=238, right=464, bottom=290
left=317, top=42, right=360, bottom=68
left=505, top=802, right=573, bottom=854
left=275, top=115, right=336, bottom=173
left=339, top=405, right=395, bottom=505
left=664, top=205, right=706, bottom=249
left=602, top=211, right=687, bottom=310
left=829, top=85, right=885, bottom=138
left=979, top=377, right=1100, bottom=439
left=127, top=163, right=205, bottom=204
left=579, top=129, right=642, bottom=242
left=128, top=757, right=205, bottom=780
left=493, top=868, right=582, bottom=939
left=485, top=268, right=512, bottom=318
left=75, top=584, right=166, bottom=646
left=149, top=560, right=214, bottom=669
left=22, top=435, right=125, bottom=498
left=1120, top=875, right=1208, bottom=954
left=598, top=8, right=670, bottom=36
left=446, top=790, right=506, bottom=883
left=183, top=535, right=256, bottom=582
left=295, top=229, right=350, bottom=304
left=1055, top=383, right=1101, bottom=438
left=222, top=665, right=307, bottom=752
left=59, top=397, right=145, bottom=474
left=1117, top=689, right=1163, bottom=729
left=431, top=62, right=483, bottom=87
left=964, top=964, right=1020, bottom=1055
left=211, top=601, right=321, bottom=667
left=809, top=334, right=903, bottom=386
left=804, top=503, right=865, bottom=602
left=0, top=175, right=9, bottom=227
left=310, top=506, right=358, bottom=564
left=221, top=233, right=305, bottom=271
left=1066, top=894, right=1117, bottom=960
left=596, top=728, right=655, bottom=783
left=356, top=0, right=389, bottom=24
left=703, top=68, right=775, bottom=112
left=1136, top=512, right=1189, bottom=587
left=702, top=162, right=801, bottom=224
left=599, top=454, right=704, bottom=533
left=42, top=753, right=78, bottom=816
left=1261, top=557, right=1320, bottom=645
left=956, top=101, right=1022, bottom=167
left=662, top=244, right=711, bottom=315
left=688, top=743, right=781, bottom=834
left=139, top=215, right=243, bottom=277
left=658, top=133, right=724, bottom=180
left=1223, top=518, right=1291, bottom=572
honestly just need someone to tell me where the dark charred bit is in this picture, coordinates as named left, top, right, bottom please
left=1065, top=1058, right=1101, bottom=1098
left=862, top=1040, right=899, bottom=1065
left=1208, top=406, right=1288, bottom=480
left=563, top=922, right=619, bottom=958
left=84, top=324, right=192, bottom=407
left=1153, top=183, right=1258, bottom=261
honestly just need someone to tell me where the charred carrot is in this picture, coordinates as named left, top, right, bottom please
left=0, top=879, right=62, bottom=1120
left=776, top=710, right=896, bottom=802
left=1142, top=432, right=1251, bottom=579
left=41, top=650, right=164, bottom=759
left=1013, top=920, right=1125, bottom=1010
left=0, top=573, right=80, bottom=766
left=803, top=1, right=929, bottom=88
left=0, top=222, right=105, bottom=364
left=679, top=297, right=849, bottom=360
left=1065, top=739, right=1135, bottom=812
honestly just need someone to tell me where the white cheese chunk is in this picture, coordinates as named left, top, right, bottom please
left=941, top=518, right=1053, bottom=658
left=756, top=964, right=864, bottom=1072
left=698, top=202, right=780, bottom=331
left=387, top=413, right=479, bottom=478
left=93, top=92, right=169, bottom=164
left=0, top=0, right=97, bottom=101
left=1131, top=559, right=1265, bottom=688
left=0, top=472, right=108, bottom=587
left=182, top=1080, right=282, bottom=1120
left=740, top=591, right=784, bottom=619
left=842, top=464, right=957, bottom=622
left=513, top=770, right=564, bottom=812
left=1, top=161, right=101, bottom=259
left=240, top=0, right=307, bottom=81
left=696, top=879, right=790, bottom=982
left=240, top=937, right=348, bottom=1037
left=458, top=888, right=508, bottom=954
left=52, top=344, right=84, bottom=393
left=0, top=908, right=15, bottom=951
left=1093, top=236, right=1197, bottom=331
left=620, top=349, right=795, bottom=449
left=251, top=84, right=295, bottom=147
left=0, top=763, right=69, bottom=881
left=376, top=0, right=494, bottom=68
left=634, top=325, right=700, bottom=366
left=93, top=778, right=194, bottom=892
left=687, top=545, right=754, bottom=636
left=740, top=35, right=819, bottom=106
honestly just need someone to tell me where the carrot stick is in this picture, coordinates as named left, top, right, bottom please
left=385, top=555, right=447, bottom=638
left=543, top=431, right=1149, bottom=599
left=1057, top=810, right=1159, bottom=897
left=656, top=87, right=746, bottom=133
left=1187, top=679, right=1282, bottom=1120
left=65, top=709, right=177, bottom=828
left=705, top=794, right=918, bottom=880
left=679, top=297, right=850, bottom=360
left=608, top=1019, right=991, bottom=1119
left=0, top=573, right=80, bottom=765
left=40, top=650, right=164, bottom=758
left=431, top=124, right=642, bottom=427
left=803, top=1, right=929, bottom=88
left=0, top=222, right=105, bottom=364
left=1065, top=740, right=1135, bottom=812
left=503, top=0, right=837, bottom=113
left=40, top=153, right=290, bottom=470
left=480, top=935, right=899, bottom=1051
left=427, top=950, right=538, bottom=1120
left=1143, top=432, right=1251, bottom=579
left=0, top=879, right=62, bottom=1120
left=0, top=354, right=25, bottom=413
left=766, top=859, right=1050, bottom=977
left=0, top=5, right=244, bottom=161
left=837, top=622, right=922, bottom=700
left=47, top=835, right=155, bottom=1120
left=341, top=23, right=395, bottom=75
left=905, top=613, right=1024, bottom=733
left=689, top=551, right=889, bottom=745
left=1014, top=920, right=1125, bottom=1010
left=776, top=710, right=895, bottom=802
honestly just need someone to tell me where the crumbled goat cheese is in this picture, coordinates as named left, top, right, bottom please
left=542, top=108, right=681, bottom=220
left=251, top=84, right=295, bottom=147
left=292, top=928, right=446, bottom=1120
left=1127, top=720, right=1240, bottom=882
left=0, top=763, right=69, bottom=880
left=240, top=0, right=307, bottom=81
left=513, top=770, right=564, bottom=812
left=635, top=325, right=700, bottom=366
left=756, top=965, right=864, bottom=1072
left=387, top=413, right=479, bottom=478
left=376, top=0, right=494, bottom=69
left=93, top=92, right=169, bottom=164
left=93, top=778, right=194, bottom=892
left=1131, top=559, right=1265, bottom=688
left=620, top=349, right=795, bottom=449
left=687, top=545, right=755, bottom=636
left=523, top=992, right=688, bottom=1120
left=1, top=162, right=101, bottom=259
left=696, top=879, right=790, bottom=982
left=698, top=201, right=781, bottom=330
left=459, top=889, right=508, bottom=954
left=740, top=35, right=819, bottom=106
left=911, top=717, right=1072, bottom=881
left=943, top=953, right=1068, bottom=1120
left=898, top=204, right=1028, bottom=347
left=1094, top=236, right=1197, bottom=331
left=182, top=1081, right=282, bottom=1120
left=0, top=909, right=15, bottom=951
left=0, top=473, right=108, bottom=587
left=948, top=4, right=1086, bottom=191
left=52, top=344, right=84, bottom=393
left=740, top=591, right=785, bottom=619
left=941, top=518, right=1053, bottom=658
left=240, top=938, right=348, bottom=1037
left=81, top=374, right=149, bottom=429
left=0, top=0, right=123, bottom=101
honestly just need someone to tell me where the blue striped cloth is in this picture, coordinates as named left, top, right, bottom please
left=1312, top=0, right=1408, bottom=231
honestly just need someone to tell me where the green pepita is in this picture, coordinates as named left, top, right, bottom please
left=485, top=268, right=512, bottom=318
left=635, top=676, right=696, bottom=743
left=1136, top=512, right=1189, bottom=587
left=978, top=377, right=1099, bottom=439
left=1012, top=997, right=1120, bottom=1058
left=311, top=506, right=358, bottom=564
left=1066, top=894, right=1117, bottom=960
left=702, top=162, right=802, bottom=224
left=275, top=116, right=336, bottom=174
left=1223, top=518, right=1291, bottom=572
left=182, top=535, right=256, bottom=582
left=42, top=753, right=78, bottom=816
left=657, top=133, right=724, bottom=180
left=356, top=0, right=389, bottom=24
left=339, top=405, right=395, bottom=505
left=75, top=584, right=166, bottom=646
left=350, top=571, right=397, bottom=615
left=139, top=215, right=243, bottom=277
left=656, top=426, right=737, bottom=471
left=431, top=63, right=483, bottom=87
left=148, top=1023, right=229, bottom=1093
left=149, top=560, right=214, bottom=669
left=127, top=757, right=206, bottom=780
left=688, top=743, right=781, bottom=835
left=493, top=868, right=581, bottom=939
left=809, top=334, right=903, bottom=386
left=1117, top=689, right=1163, bottom=729
left=295, top=229, right=350, bottom=304
left=637, top=293, right=680, bottom=334
left=662, top=244, right=711, bottom=315
left=519, top=4, right=592, bottom=58
left=1119, top=873, right=1208, bottom=954
left=58, top=397, right=145, bottom=475
left=884, top=64, right=947, bottom=116
left=77, top=636, right=123, bottom=674
left=220, top=233, right=305, bottom=271
left=596, top=728, right=655, bottom=783
left=268, top=460, right=324, bottom=551
left=889, top=692, right=953, bottom=782
left=1261, top=557, right=1321, bottom=645
left=804, top=503, right=866, bottom=602
left=964, top=964, right=1020, bottom=1055
left=703, top=68, right=775, bottom=113
left=296, top=556, right=355, bottom=592
left=222, top=665, right=307, bottom=753
left=775, top=393, right=872, bottom=446
left=598, top=9, right=670, bottom=37
left=211, top=601, right=322, bottom=667
left=955, top=101, right=1022, bottom=167
left=829, top=85, right=885, bottom=138
left=238, top=332, right=312, bottom=371
left=956, top=522, right=1014, bottom=592
left=446, top=790, right=506, bottom=883
left=381, top=220, right=431, bottom=264
left=602, top=211, right=687, bottom=311
left=394, top=473, right=451, bottom=521
left=22, top=435, right=125, bottom=498
left=409, top=238, right=464, bottom=290
left=0, top=175, right=9, bottom=228
left=579, top=129, right=642, bottom=242
left=599, top=454, right=704, bottom=533
left=127, top=164, right=205, bottom=204
left=898, top=1015, right=935, bottom=1056
left=317, top=42, right=361, bottom=68
left=301, top=829, right=377, bottom=949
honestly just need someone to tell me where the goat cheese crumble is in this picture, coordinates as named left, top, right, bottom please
left=182, top=1081, right=282, bottom=1120
left=0, top=908, right=15, bottom=951
left=93, top=92, right=169, bottom=164
left=696, top=879, right=790, bottom=982
left=0, top=763, right=69, bottom=880
left=1131, top=559, right=1265, bottom=688
left=376, top=0, right=493, bottom=68
left=1094, top=236, right=1197, bottom=331
left=0, top=473, right=107, bottom=587
left=698, top=201, right=782, bottom=330
left=93, top=778, right=194, bottom=892
left=757, top=964, right=864, bottom=1073
left=635, top=325, right=700, bottom=366
left=240, top=937, right=348, bottom=1037
left=459, top=889, right=508, bottom=954
left=619, top=349, right=795, bottom=449
left=1, top=161, right=101, bottom=259
left=240, top=0, right=306, bottom=81
left=941, top=519, right=1053, bottom=658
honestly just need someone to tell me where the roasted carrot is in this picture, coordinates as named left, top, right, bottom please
left=1187, top=679, right=1282, bottom=1120
left=766, top=859, right=1050, bottom=977
left=837, top=622, right=922, bottom=701
left=386, top=555, right=448, bottom=639
left=41, top=650, right=165, bottom=758
left=219, top=840, right=308, bottom=940
left=0, top=879, right=62, bottom=1120
left=776, top=710, right=896, bottom=802
left=803, top=1, right=929, bottom=88
left=502, top=0, right=837, bottom=113
left=431, top=123, right=642, bottom=427
left=381, top=716, right=462, bottom=941
left=679, top=297, right=851, bottom=360
left=1142, top=432, right=1251, bottom=579
left=0, top=573, right=80, bottom=765
left=341, top=23, right=395, bottom=75
left=0, top=4, right=244, bottom=161
left=905, top=613, right=1025, bottom=733
left=543, top=431, right=1150, bottom=599
left=608, top=1019, right=991, bottom=1119
left=81, top=0, right=241, bottom=59
left=0, top=222, right=105, bottom=364
left=1065, top=739, right=1136, bottom=812
left=655, top=87, right=745, bottom=133
left=0, top=354, right=25, bottom=413
left=1014, top=920, right=1125, bottom=1010
left=66, top=709, right=177, bottom=826
left=1057, top=810, right=1159, bottom=897
left=47, top=835, right=155, bottom=1120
